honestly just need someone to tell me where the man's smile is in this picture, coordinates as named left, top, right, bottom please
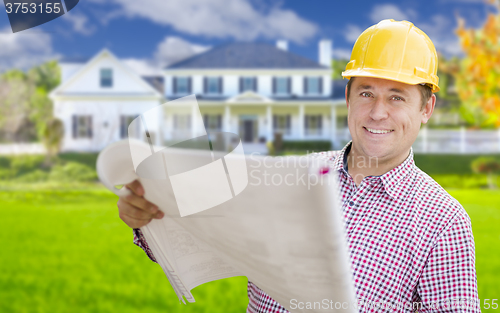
left=363, top=127, right=394, bottom=134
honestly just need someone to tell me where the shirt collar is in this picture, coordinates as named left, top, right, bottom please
left=333, top=141, right=415, bottom=199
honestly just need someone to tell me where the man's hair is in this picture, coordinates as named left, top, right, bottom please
left=346, top=77, right=433, bottom=110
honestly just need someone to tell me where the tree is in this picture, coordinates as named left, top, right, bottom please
left=42, top=118, right=64, bottom=164
left=0, top=74, right=34, bottom=135
left=0, top=61, right=60, bottom=144
left=331, top=59, right=349, bottom=80
left=455, top=0, right=500, bottom=128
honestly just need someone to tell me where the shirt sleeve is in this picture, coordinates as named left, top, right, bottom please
left=416, top=210, right=480, bottom=312
left=133, top=228, right=158, bottom=263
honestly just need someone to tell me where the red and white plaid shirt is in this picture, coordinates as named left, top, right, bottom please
left=134, top=142, right=479, bottom=312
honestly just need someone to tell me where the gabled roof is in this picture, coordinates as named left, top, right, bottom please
left=142, top=76, right=164, bottom=94
left=167, top=42, right=327, bottom=69
left=50, top=49, right=163, bottom=99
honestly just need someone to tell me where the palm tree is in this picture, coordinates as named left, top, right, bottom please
left=42, top=118, right=64, bottom=164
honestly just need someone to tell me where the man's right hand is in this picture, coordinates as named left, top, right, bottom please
left=117, top=180, right=164, bottom=228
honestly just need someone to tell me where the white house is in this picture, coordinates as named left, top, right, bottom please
left=50, top=41, right=349, bottom=153
left=49, top=49, right=164, bottom=152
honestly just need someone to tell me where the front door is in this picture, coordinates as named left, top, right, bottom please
left=243, top=120, right=254, bottom=142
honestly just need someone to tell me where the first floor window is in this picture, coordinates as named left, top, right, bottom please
left=203, top=114, right=222, bottom=131
left=273, top=114, right=291, bottom=135
left=305, top=115, right=322, bottom=135
left=173, top=114, right=191, bottom=131
left=120, top=115, right=138, bottom=139
left=72, top=115, right=93, bottom=139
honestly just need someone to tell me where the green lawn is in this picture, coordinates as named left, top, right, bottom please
left=1, top=187, right=499, bottom=312
left=0, top=188, right=248, bottom=313
left=448, top=189, right=500, bottom=298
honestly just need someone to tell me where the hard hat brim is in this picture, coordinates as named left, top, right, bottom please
left=342, top=68, right=440, bottom=93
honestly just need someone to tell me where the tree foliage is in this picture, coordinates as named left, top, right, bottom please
left=0, top=60, right=60, bottom=143
left=455, top=0, right=500, bottom=128
left=331, top=59, right=349, bottom=80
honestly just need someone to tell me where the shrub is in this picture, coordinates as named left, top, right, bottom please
left=281, top=140, right=332, bottom=152
left=15, top=169, right=49, bottom=183
left=0, top=168, right=12, bottom=180
left=471, top=157, right=500, bottom=189
left=10, top=155, right=46, bottom=177
left=49, top=162, right=97, bottom=182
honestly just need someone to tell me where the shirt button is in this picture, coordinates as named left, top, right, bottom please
left=349, top=201, right=354, bottom=207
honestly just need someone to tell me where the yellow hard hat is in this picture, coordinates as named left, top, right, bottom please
left=342, top=19, right=440, bottom=92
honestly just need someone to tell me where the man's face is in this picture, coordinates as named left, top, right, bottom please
left=345, top=77, right=435, bottom=163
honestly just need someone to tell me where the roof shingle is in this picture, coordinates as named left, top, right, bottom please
left=167, top=42, right=327, bottom=69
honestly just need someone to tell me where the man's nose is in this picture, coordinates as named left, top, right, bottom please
left=368, top=98, right=389, bottom=120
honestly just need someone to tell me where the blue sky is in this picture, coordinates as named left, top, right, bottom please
left=0, top=0, right=496, bottom=74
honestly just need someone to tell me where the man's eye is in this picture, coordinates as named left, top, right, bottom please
left=361, top=92, right=371, bottom=97
left=392, top=96, right=403, bottom=101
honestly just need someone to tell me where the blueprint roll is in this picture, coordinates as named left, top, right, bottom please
left=119, top=94, right=249, bottom=217
left=133, top=133, right=248, bottom=217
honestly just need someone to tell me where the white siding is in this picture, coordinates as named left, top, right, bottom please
left=224, top=75, right=239, bottom=95
left=63, top=58, right=150, bottom=94
left=193, top=75, right=204, bottom=94
left=60, top=63, right=84, bottom=83
left=258, top=76, right=272, bottom=97
left=292, top=75, right=303, bottom=96
left=54, top=100, right=160, bottom=152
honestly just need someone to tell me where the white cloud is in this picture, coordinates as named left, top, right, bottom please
left=122, top=58, right=162, bottom=76
left=332, top=48, right=351, bottom=60
left=418, top=15, right=462, bottom=56
left=343, top=24, right=363, bottom=43
left=154, top=36, right=210, bottom=67
left=0, top=28, right=58, bottom=72
left=62, top=12, right=96, bottom=36
left=369, top=4, right=416, bottom=23
left=122, top=36, right=210, bottom=75
left=88, top=0, right=318, bottom=44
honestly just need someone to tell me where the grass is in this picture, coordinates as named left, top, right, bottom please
left=1, top=186, right=499, bottom=312
left=448, top=189, right=500, bottom=299
left=0, top=188, right=248, bottom=313
left=414, top=154, right=500, bottom=175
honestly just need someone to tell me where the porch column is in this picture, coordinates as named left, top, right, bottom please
left=330, top=104, right=336, bottom=149
left=191, top=103, right=198, bottom=138
left=266, top=105, right=273, bottom=142
left=298, top=104, right=305, bottom=139
left=224, top=105, right=231, bottom=132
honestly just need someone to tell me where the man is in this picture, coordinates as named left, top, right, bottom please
left=118, top=20, right=479, bottom=312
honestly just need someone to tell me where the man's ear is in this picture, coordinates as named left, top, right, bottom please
left=421, top=94, right=436, bottom=124
left=345, top=85, right=349, bottom=109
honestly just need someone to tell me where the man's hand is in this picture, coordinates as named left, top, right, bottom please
left=117, top=180, right=164, bottom=228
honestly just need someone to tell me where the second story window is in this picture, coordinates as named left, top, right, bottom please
left=240, top=77, right=256, bottom=92
left=305, top=77, right=322, bottom=95
left=173, top=77, right=191, bottom=94
left=204, top=77, right=222, bottom=95
left=273, top=77, right=290, bottom=95
left=100, top=68, right=113, bottom=88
